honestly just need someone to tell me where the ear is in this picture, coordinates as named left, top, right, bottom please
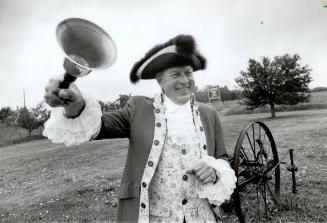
left=155, top=72, right=162, bottom=85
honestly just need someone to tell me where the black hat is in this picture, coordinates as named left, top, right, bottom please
left=130, top=34, right=207, bottom=83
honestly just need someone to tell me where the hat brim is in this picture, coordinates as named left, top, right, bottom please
left=140, top=53, right=201, bottom=80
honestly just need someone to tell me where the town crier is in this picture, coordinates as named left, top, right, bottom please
left=43, top=34, right=236, bottom=223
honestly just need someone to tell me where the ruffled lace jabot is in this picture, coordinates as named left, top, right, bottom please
left=164, top=96, right=199, bottom=145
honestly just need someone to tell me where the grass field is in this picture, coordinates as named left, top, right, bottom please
left=0, top=124, right=44, bottom=147
left=0, top=109, right=326, bottom=222
left=221, top=90, right=327, bottom=116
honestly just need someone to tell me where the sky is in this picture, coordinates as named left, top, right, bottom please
left=0, top=0, right=326, bottom=108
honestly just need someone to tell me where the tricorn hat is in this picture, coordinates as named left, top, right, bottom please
left=130, top=34, right=207, bottom=83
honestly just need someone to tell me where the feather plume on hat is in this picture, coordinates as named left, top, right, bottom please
left=130, top=34, right=207, bottom=83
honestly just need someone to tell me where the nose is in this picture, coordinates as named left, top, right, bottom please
left=178, top=73, right=189, bottom=84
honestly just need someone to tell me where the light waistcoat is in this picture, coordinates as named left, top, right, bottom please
left=148, top=96, right=216, bottom=222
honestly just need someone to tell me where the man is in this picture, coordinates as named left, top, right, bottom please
left=44, top=34, right=236, bottom=223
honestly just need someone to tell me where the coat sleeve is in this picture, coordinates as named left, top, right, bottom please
left=214, top=111, right=228, bottom=160
left=94, top=96, right=137, bottom=139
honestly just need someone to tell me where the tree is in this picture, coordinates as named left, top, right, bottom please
left=0, top=107, right=15, bottom=126
left=219, top=86, right=231, bottom=103
left=236, top=54, right=312, bottom=118
left=16, top=102, right=50, bottom=135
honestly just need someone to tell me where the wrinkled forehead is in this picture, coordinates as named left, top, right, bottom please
left=157, top=65, right=193, bottom=77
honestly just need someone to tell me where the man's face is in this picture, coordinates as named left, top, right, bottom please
left=156, top=65, right=195, bottom=104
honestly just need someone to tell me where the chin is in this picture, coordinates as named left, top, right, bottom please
left=176, top=95, right=191, bottom=104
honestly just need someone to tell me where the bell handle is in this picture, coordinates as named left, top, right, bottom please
left=59, top=72, right=77, bottom=89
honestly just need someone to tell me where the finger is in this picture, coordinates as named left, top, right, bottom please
left=195, top=166, right=212, bottom=178
left=186, top=168, right=194, bottom=174
left=192, top=162, right=205, bottom=172
left=202, top=174, right=216, bottom=184
left=198, top=171, right=212, bottom=181
left=49, top=77, right=62, bottom=86
left=45, top=79, right=61, bottom=95
left=187, top=163, right=200, bottom=174
left=44, top=94, right=66, bottom=107
left=44, top=92, right=65, bottom=103
left=45, top=98, right=66, bottom=107
left=49, top=78, right=60, bottom=89
left=58, top=89, right=76, bottom=100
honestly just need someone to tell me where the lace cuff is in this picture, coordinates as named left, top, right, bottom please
left=196, top=156, right=237, bottom=205
left=43, top=92, right=102, bottom=146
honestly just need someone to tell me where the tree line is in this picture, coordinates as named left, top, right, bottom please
left=1, top=53, right=313, bottom=134
left=0, top=102, right=50, bottom=135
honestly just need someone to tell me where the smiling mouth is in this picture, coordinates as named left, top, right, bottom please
left=176, top=87, right=190, bottom=91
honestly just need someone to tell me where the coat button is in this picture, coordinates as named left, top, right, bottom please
left=182, top=175, right=188, bottom=181
left=141, top=203, right=146, bottom=208
left=142, top=182, right=147, bottom=188
left=203, top=145, right=207, bottom=150
left=155, top=108, right=160, bottom=113
left=182, top=199, right=187, bottom=205
left=181, top=149, right=186, bottom=155
left=154, top=140, right=159, bottom=146
left=200, top=127, right=204, bottom=132
left=148, top=161, right=154, bottom=167
left=156, top=122, right=161, bottom=127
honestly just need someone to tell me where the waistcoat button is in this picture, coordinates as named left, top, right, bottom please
left=182, top=199, right=187, bottom=205
left=182, top=175, right=188, bottom=181
left=148, top=161, right=154, bottom=167
left=154, top=140, right=159, bottom=146
left=141, top=203, right=146, bottom=208
left=203, top=144, right=207, bottom=150
left=156, top=122, right=161, bottom=127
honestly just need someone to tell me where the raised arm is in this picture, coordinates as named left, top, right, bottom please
left=43, top=78, right=135, bottom=146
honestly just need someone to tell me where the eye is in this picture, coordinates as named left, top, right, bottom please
left=170, top=73, right=179, bottom=78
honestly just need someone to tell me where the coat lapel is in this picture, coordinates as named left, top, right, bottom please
left=138, top=93, right=167, bottom=222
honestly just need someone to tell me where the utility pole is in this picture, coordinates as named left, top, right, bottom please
left=23, top=89, right=26, bottom=108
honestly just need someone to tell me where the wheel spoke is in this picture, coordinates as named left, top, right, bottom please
left=267, top=181, right=276, bottom=186
left=239, top=166, right=262, bottom=176
left=239, top=180, right=261, bottom=206
left=262, top=131, right=267, bottom=145
left=240, top=146, right=255, bottom=171
left=246, top=132, right=256, bottom=159
left=256, top=182, right=260, bottom=221
left=265, top=182, right=277, bottom=216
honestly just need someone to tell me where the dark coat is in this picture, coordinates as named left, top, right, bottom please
left=95, top=96, right=227, bottom=222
